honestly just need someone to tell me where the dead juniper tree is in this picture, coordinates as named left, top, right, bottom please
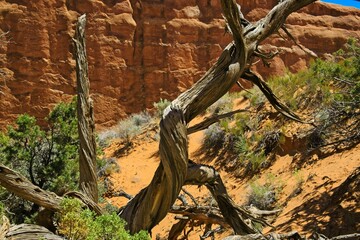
left=119, top=0, right=315, bottom=235
left=74, top=14, right=99, bottom=204
left=0, top=0, right=319, bottom=238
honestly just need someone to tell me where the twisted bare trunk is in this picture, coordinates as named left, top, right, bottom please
left=74, top=14, right=98, bottom=203
left=120, top=0, right=316, bottom=234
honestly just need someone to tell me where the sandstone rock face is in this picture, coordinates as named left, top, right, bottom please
left=0, top=0, right=359, bottom=129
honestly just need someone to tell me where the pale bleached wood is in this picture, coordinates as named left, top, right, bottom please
left=5, top=224, right=64, bottom=240
left=0, top=164, right=62, bottom=212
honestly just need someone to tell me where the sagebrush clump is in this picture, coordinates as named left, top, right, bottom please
left=98, top=111, right=153, bottom=147
left=202, top=38, right=360, bottom=175
left=153, top=98, right=171, bottom=118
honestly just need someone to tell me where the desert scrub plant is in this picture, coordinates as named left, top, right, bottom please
left=116, top=118, right=142, bottom=143
left=227, top=113, right=272, bottom=173
left=255, top=130, right=281, bottom=155
left=203, top=123, right=227, bottom=150
left=98, top=111, right=153, bottom=146
left=266, top=39, right=359, bottom=112
left=56, top=198, right=92, bottom=239
left=293, top=169, right=304, bottom=189
left=248, top=174, right=283, bottom=210
left=246, top=151, right=267, bottom=172
left=244, top=86, right=267, bottom=108
left=0, top=202, right=5, bottom=224
left=118, top=112, right=152, bottom=140
left=153, top=98, right=171, bottom=118
left=241, top=39, right=360, bottom=162
left=97, top=129, right=118, bottom=148
left=201, top=110, right=272, bottom=174
left=233, top=133, right=249, bottom=155
left=206, top=93, right=234, bottom=116
left=87, top=213, right=150, bottom=240
left=202, top=38, right=360, bottom=173
left=131, top=111, right=152, bottom=126
left=248, top=181, right=277, bottom=210
left=56, top=198, right=150, bottom=240
left=98, top=157, right=120, bottom=177
left=304, top=39, right=360, bottom=152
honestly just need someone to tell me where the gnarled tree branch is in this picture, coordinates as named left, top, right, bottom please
left=120, top=0, right=317, bottom=234
left=0, top=164, right=62, bottom=212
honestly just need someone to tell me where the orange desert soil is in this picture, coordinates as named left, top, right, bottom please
left=104, top=116, right=360, bottom=239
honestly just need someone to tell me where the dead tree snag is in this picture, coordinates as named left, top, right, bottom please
left=74, top=14, right=99, bottom=203
left=120, top=0, right=316, bottom=234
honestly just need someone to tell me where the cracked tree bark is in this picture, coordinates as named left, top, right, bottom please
left=185, top=162, right=258, bottom=235
left=0, top=164, right=103, bottom=215
left=0, top=164, right=62, bottom=212
left=74, top=14, right=99, bottom=203
left=120, top=0, right=316, bottom=234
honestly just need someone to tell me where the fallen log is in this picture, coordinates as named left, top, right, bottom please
left=0, top=164, right=62, bottom=212
left=4, top=224, right=64, bottom=240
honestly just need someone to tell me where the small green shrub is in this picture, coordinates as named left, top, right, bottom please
left=247, top=152, right=267, bottom=172
left=262, top=38, right=360, bottom=114
left=153, top=98, right=171, bottom=118
left=293, top=168, right=304, bottom=188
left=202, top=108, right=274, bottom=174
left=233, top=134, right=249, bottom=155
left=203, top=123, right=226, bottom=149
left=131, top=111, right=152, bottom=126
left=207, top=38, right=360, bottom=175
left=97, top=129, right=118, bottom=148
left=244, top=87, right=267, bottom=108
left=307, top=39, right=360, bottom=150
left=100, top=111, right=153, bottom=145
left=98, top=157, right=120, bottom=177
left=248, top=179, right=277, bottom=210
left=120, top=117, right=140, bottom=137
left=116, top=118, right=141, bottom=143
left=0, top=201, right=5, bottom=224
left=57, top=198, right=92, bottom=239
left=98, top=111, right=152, bottom=148
left=206, top=94, right=233, bottom=115
left=57, top=198, right=150, bottom=240
left=255, top=131, right=281, bottom=155
left=87, top=213, right=128, bottom=240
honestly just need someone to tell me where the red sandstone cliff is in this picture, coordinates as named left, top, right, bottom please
left=0, top=0, right=359, bottom=128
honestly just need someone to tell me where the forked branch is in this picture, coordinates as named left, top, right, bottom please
left=120, top=0, right=317, bottom=234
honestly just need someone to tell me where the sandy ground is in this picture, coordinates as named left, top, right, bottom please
left=104, top=116, right=360, bottom=239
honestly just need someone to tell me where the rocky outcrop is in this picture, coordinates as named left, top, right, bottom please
left=0, top=0, right=359, bottom=129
